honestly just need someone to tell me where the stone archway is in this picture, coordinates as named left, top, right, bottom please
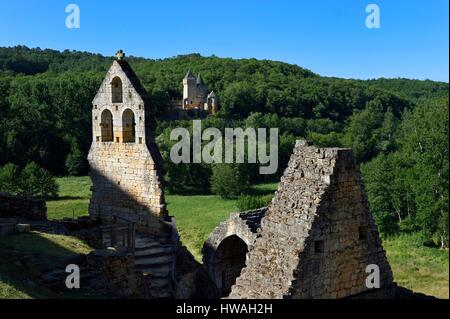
left=202, top=208, right=267, bottom=297
left=213, top=235, right=248, bottom=297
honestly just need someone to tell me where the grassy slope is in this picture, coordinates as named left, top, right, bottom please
left=0, top=261, right=39, bottom=299
left=2, top=178, right=94, bottom=298
left=0, top=231, right=93, bottom=299
left=0, top=231, right=92, bottom=257
left=44, top=176, right=449, bottom=298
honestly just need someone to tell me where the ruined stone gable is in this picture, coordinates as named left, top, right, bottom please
left=228, top=140, right=393, bottom=299
left=88, top=52, right=166, bottom=233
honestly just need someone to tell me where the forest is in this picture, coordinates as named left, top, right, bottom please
left=0, top=45, right=448, bottom=248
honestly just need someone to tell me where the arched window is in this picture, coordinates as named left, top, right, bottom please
left=111, top=76, right=123, bottom=103
left=214, top=235, right=248, bottom=297
left=122, top=109, right=135, bottom=143
left=100, top=109, right=114, bottom=142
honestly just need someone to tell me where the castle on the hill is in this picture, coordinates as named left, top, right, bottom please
left=170, top=71, right=218, bottom=114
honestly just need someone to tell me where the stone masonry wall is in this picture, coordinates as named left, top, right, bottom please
left=0, top=193, right=47, bottom=221
left=88, top=143, right=165, bottom=230
left=85, top=247, right=180, bottom=298
left=228, top=140, right=393, bottom=299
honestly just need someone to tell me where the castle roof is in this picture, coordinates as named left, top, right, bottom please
left=196, top=74, right=204, bottom=85
left=184, top=70, right=195, bottom=79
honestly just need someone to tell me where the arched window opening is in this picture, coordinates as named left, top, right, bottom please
left=122, top=109, right=136, bottom=143
left=111, top=76, right=123, bottom=103
left=100, top=109, right=114, bottom=142
left=213, top=235, right=248, bottom=297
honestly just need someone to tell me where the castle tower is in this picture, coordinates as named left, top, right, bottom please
left=182, top=70, right=197, bottom=108
left=206, top=91, right=218, bottom=114
left=88, top=50, right=167, bottom=232
left=196, top=74, right=208, bottom=97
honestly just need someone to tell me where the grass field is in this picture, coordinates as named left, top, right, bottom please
left=46, top=176, right=92, bottom=220
left=40, top=176, right=450, bottom=298
left=167, top=195, right=237, bottom=260
left=385, top=235, right=449, bottom=299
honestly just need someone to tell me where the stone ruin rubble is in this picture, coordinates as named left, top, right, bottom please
left=0, top=193, right=46, bottom=237
left=205, top=140, right=397, bottom=299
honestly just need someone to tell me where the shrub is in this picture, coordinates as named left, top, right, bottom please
left=0, top=162, right=58, bottom=199
left=65, top=145, right=87, bottom=176
left=0, top=163, right=21, bottom=194
left=19, top=162, right=58, bottom=199
left=211, top=164, right=251, bottom=199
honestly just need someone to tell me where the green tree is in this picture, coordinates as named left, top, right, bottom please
left=20, top=162, right=58, bottom=199
left=211, top=164, right=251, bottom=199
left=65, top=142, right=87, bottom=176
left=361, top=97, right=449, bottom=247
left=361, top=155, right=399, bottom=235
left=220, top=82, right=261, bottom=118
left=0, top=163, right=21, bottom=194
left=342, top=99, right=384, bottom=162
left=396, top=98, right=449, bottom=247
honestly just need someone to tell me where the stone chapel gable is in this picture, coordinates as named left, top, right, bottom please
left=88, top=50, right=166, bottom=233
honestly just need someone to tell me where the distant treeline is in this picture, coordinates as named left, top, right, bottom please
left=0, top=46, right=448, bottom=247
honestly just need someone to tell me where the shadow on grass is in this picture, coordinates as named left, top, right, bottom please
left=0, top=232, right=91, bottom=299
left=0, top=232, right=83, bottom=258
left=245, top=188, right=274, bottom=196
left=246, top=182, right=279, bottom=196
left=0, top=256, right=54, bottom=299
left=55, top=196, right=86, bottom=201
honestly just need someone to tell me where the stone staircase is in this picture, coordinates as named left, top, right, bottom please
left=134, top=232, right=174, bottom=298
left=101, top=227, right=175, bottom=298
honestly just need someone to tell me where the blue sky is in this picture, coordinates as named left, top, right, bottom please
left=0, top=0, right=448, bottom=81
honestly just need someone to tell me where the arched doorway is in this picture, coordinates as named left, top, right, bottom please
left=122, top=109, right=135, bottom=143
left=111, top=76, right=123, bottom=103
left=213, top=235, right=248, bottom=297
left=100, top=109, right=113, bottom=142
